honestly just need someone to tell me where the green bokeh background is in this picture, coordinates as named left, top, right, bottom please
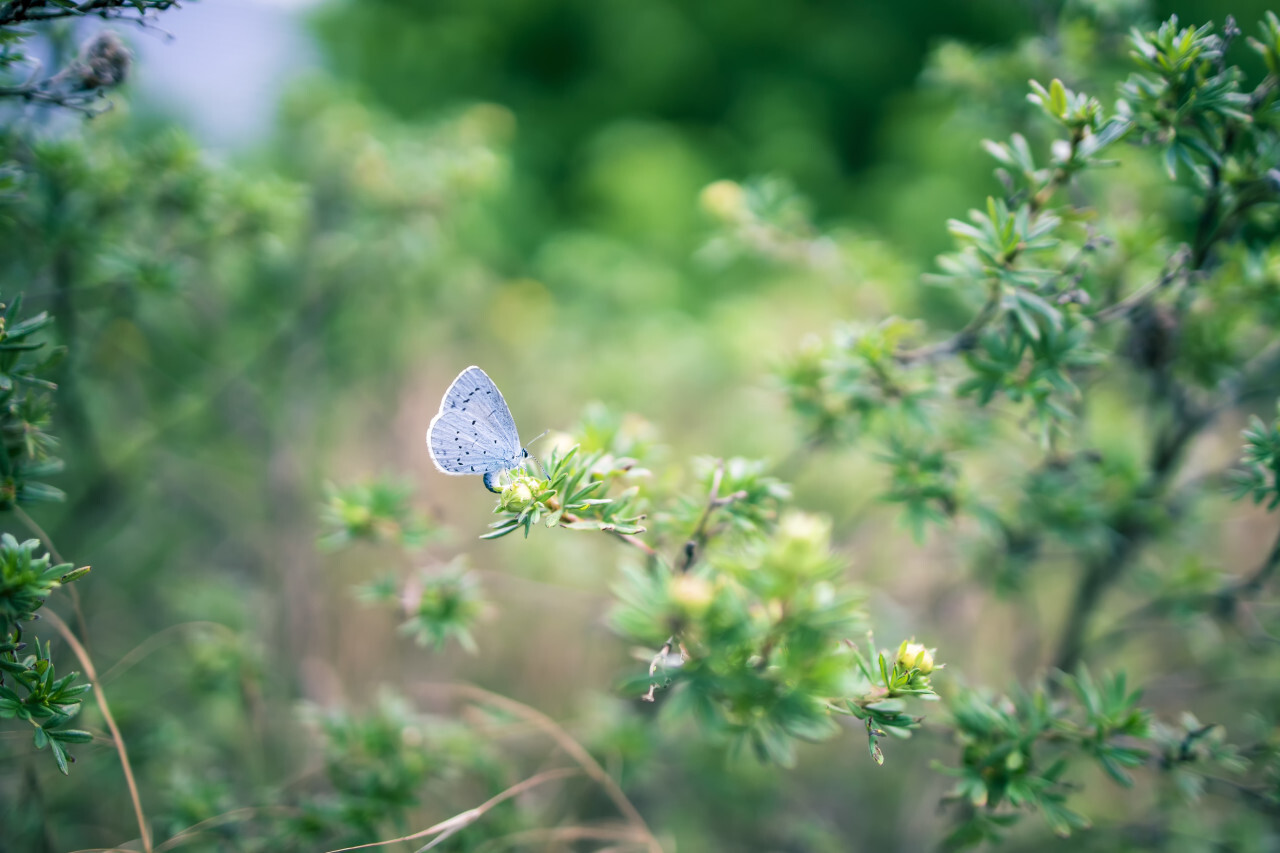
left=3, top=0, right=1278, bottom=850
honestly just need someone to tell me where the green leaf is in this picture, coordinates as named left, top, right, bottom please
left=49, top=729, right=92, bottom=744
left=1049, top=79, right=1068, bottom=117
left=868, top=735, right=884, bottom=765
left=49, top=738, right=68, bottom=775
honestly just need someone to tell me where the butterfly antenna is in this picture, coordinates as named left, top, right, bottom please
left=526, top=430, right=550, bottom=479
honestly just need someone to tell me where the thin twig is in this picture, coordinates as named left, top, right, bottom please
left=321, top=767, right=582, bottom=853
left=421, top=683, right=664, bottom=853
left=0, top=82, right=110, bottom=115
left=99, top=620, right=239, bottom=684
left=681, top=463, right=723, bottom=572
left=680, top=461, right=747, bottom=572
left=44, top=610, right=152, bottom=853
left=152, top=806, right=303, bottom=853
left=895, top=280, right=1002, bottom=364
left=559, top=510, right=658, bottom=557
left=476, top=824, right=649, bottom=851
left=1091, top=246, right=1190, bottom=323
left=0, top=0, right=177, bottom=26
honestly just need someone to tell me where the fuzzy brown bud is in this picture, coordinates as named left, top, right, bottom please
left=77, top=31, right=131, bottom=91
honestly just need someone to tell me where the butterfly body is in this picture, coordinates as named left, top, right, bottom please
left=427, top=366, right=529, bottom=492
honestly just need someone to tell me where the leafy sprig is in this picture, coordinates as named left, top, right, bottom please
left=836, top=638, right=942, bottom=766
left=319, top=478, right=438, bottom=550
left=1229, top=402, right=1280, bottom=510
left=483, top=443, right=648, bottom=541
left=939, top=668, right=1150, bottom=845
left=0, top=294, right=64, bottom=508
left=0, top=533, right=90, bottom=774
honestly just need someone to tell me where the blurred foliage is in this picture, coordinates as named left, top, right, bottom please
left=319, top=479, right=438, bottom=550
left=1, top=1, right=1280, bottom=852
left=0, top=294, right=64, bottom=508
left=1232, top=402, right=1280, bottom=509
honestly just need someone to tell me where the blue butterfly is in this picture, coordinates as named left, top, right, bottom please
left=428, top=366, right=533, bottom=493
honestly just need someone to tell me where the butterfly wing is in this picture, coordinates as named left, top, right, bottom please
left=427, top=366, right=524, bottom=476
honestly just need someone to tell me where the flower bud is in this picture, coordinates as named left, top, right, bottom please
left=768, top=511, right=835, bottom=578
left=670, top=574, right=714, bottom=619
left=497, top=474, right=541, bottom=512
left=699, top=180, right=748, bottom=224
left=343, top=503, right=373, bottom=533
left=897, top=641, right=935, bottom=674
left=77, top=31, right=131, bottom=90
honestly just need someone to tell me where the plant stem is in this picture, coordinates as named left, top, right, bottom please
left=45, top=609, right=152, bottom=853
left=896, top=280, right=1002, bottom=364
left=679, top=461, right=747, bottom=572
left=321, top=767, right=582, bottom=853
left=425, top=683, right=664, bottom=853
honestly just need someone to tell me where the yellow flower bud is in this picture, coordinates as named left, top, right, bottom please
left=768, top=511, right=835, bottom=579
left=700, top=180, right=748, bottom=224
left=670, top=574, right=714, bottom=618
left=897, top=641, right=935, bottom=674
left=778, top=510, right=830, bottom=544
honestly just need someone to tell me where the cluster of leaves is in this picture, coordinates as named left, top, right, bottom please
left=877, top=433, right=960, bottom=542
left=939, top=88, right=1119, bottom=438
left=319, top=479, right=437, bottom=550
left=321, top=476, right=487, bottom=656
left=779, top=317, right=933, bottom=445
left=614, top=511, right=853, bottom=765
left=484, top=444, right=647, bottom=540
left=0, top=294, right=63, bottom=509
left=0, top=79, right=515, bottom=845
left=0, top=292, right=83, bottom=775
left=942, top=671, right=1258, bottom=849
left=1124, top=16, right=1274, bottom=196
left=0, top=533, right=89, bottom=774
left=157, top=692, right=539, bottom=852
left=450, top=398, right=943, bottom=769
left=836, top=638, right=941, bottom=766
left=783, top=10, right=1279, bottom=458
left=607, top=451, right=939, bottom=766
left=356, top=556, right=486, bottom=653
left=1231, top=402, right=1280, bottom=510
left=695, top=176, right=837, bottom=269
left=758, top=11, right=1280, bottom=847
left=485, top=405, right=652, bottom=540
left=940, top=669, right=1152, bottom=846
left=285, top=695, right=506, bottom=847
left=655, top=455, right=792, bottom=554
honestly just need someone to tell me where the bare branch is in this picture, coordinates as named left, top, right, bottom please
left=0, top=0, right=178, bottom=26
